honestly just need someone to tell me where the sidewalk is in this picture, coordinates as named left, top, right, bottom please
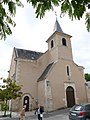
left=0, top=108, right=70, bottom=119
left=0, top=110, right=35, bottom=118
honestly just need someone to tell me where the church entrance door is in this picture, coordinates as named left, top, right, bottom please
left=23, top=96, right=29, bottom=111
left=66, top=86, right=75, bottom=107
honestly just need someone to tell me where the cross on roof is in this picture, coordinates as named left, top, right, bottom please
left=55, top=11, right=57, bottom=19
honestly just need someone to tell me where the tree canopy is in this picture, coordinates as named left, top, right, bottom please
left=0, top=78, right=22, bottom=101
left=85, top=73, right=90, bottom=81
left=0, top=0, right=90, bottom=40
left=0, top=78, right=22, bottom=115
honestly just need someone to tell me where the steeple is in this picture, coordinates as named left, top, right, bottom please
left=46, top=18, right=73, bottom=62
left=53, top=19, right=63, bottom=33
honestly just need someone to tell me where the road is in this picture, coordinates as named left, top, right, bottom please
left=0, top=108, right=70, bottom=120
left=28, top=113, right=69, bottom=120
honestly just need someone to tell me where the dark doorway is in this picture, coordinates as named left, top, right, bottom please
left=66, top=86, right=75, bottom=107
left=23, top=96, right=29, bottom=111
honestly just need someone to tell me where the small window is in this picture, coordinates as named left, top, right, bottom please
left=46, top=81, right=50, bottom=86
left=51, top=40, right=54, bottom=48
left=62, top=38, right=67, bottom=46
left=66, top=65, right=71, bottom=76
left=67, top=66, right=69, bottom=76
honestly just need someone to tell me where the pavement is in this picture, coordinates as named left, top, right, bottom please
left=0, top=108, right=70, bottom=120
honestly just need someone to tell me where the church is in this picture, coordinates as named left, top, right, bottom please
left=9, top=19, right=87, bottom=112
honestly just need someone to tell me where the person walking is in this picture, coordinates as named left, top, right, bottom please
left=20, top=106, right=26, bottom=120
left=35, top=104, right=44, bottom=120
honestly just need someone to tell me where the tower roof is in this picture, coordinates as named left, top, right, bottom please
left=46, top=19, right=72, bottom=43
left=53, top=19, right=63, bottom=33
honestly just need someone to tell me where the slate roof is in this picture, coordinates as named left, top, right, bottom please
left=15, top=48, right=43, bottom=60
left=38, top=62, right=54, bottom=81
left=53, top=19, right=63, bottom=33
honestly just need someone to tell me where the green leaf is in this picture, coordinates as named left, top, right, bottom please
left=8, top=1, right=16, bottom=16
left=6, top=16, right=16, bottom=27
left=3, top=0, right=10, bottom=4
left=85, top=13, right=90, bottom=32
left=16, top=1, right=24, bottom=7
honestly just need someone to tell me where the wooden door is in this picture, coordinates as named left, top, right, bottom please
left=66, top=86, right=75, bottom=107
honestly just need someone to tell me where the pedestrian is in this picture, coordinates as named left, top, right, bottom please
left=20, top=105, right=26, bottom=120
left=35, top=104, right=44, bottom=120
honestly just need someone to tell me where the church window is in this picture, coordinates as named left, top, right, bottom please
left=62, top=38, right=67, bottom=46
left=46, top=81, right=50, bottom=86
left=51, top=40, right=54, bottom=48
left=66, top=65, right=71, bottom=76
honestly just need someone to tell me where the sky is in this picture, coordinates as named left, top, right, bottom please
left=0, top=1, right=90, bottom=81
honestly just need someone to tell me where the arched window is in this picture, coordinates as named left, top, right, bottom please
left=62, top=38, right=67, bottom=46
left=51, top=40, right=54, bottom=48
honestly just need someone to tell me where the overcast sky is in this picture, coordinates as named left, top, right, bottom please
left=0, top=1, right=90, bottom=80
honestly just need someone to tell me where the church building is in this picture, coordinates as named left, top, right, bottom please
left=9, top=19, right=87, bottom=112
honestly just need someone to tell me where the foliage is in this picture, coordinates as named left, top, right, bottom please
left=0, top=78, right=22, bottom=115
left=0, top=0, right=23, bottom=40
left=0, top=102, right=9, bottom=111
left=85, top=12, right=90, bottom=32
left=0, top=0, right=90, bottom=40
left=85, top=73, right=90, bottom=81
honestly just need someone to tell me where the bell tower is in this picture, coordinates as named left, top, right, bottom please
left=46, top=19, right=73, bottom=62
